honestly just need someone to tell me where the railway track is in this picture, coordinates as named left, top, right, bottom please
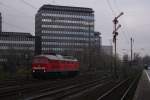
left=0, top=78, right=73, bottom=99
left=97, top=73, right=141, bottom=100
left=0, top=78, right=39, bottom=88
left=0, top=70, right=109, bottom=88
left=0, top=71, right=140, bottom=100
left=25, top=77, right=113, bottom=100
left=54, top=73, right=141, bottom=100
left=0, top=72, right=111, bottom=100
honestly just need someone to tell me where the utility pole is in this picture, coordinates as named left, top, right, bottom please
left=130, top=37, right=133, bottom=67
left=109, top=39, right=113, bottom=73
left=112, top=12, right=124, bottom=78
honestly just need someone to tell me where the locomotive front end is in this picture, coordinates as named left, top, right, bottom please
left=32, top=56, right=49, bottom=78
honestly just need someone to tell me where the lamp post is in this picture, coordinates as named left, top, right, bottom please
left=113, top=12, right=124, bottom=78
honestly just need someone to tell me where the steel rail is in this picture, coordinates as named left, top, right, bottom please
left=121, top=73, right=141, bottom=100
left=97, top=79, right=129, bottom=100
left=25, top=77, right=111, bottom=100
left=0, top=73, right=111, bottom=99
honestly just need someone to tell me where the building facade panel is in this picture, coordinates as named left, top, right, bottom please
left=0, top=32, right=35, bottom=64
left=0, top=13, right=2, bottom=33
left=35, top=4, right=95, bottom=56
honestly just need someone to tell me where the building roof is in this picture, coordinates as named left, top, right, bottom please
left=0, top=32, right=34, bottom=38
left=38, top=4, right=94, bottom=13
left=35, top=54, right=78, bottom=61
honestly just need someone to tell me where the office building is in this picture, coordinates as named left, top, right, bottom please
left=0, top=32, right=35, bottom=64
left=94, top=32, right=101, bottom=52
left=35, top=4, right=95, bottom=56
left=0, top=13, right=2, bottom=33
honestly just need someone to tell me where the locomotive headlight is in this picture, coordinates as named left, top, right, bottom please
left=33, top=70, right=35, bottom=72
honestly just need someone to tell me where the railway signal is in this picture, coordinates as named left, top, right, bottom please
left=112, top=12, right=124, bottom=78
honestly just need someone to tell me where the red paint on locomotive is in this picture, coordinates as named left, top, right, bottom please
left=32, top=54, right=80, bottom=78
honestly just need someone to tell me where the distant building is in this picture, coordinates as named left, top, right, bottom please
left=101, top=45, right=113, bottom=56
left=0, top=32, right=35, bottom=64
left=35, top=4, right=95, bottom=56
left=0, top=13, right=2, bottom=33
left=94, top=32, right=101, bottom=52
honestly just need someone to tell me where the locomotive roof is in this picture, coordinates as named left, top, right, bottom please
left=35, top=54, right=78, bottom=61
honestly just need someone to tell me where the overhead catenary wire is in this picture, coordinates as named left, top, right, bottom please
left=105, top=0, right=127, bottom=40
left=112, top=0, right=120, bottom=13
left=105, top=0, right=116, bottom=16
left=120, top=30, right=130, bottom=44
left=111, top=0, right=136, bottom=58
left=0, top=1, right=35, bottom=32
left=104, top=0, right=132, bottom=59
left=0, top=1, right=33, bottom=31
left=19, top=0, right=37, bottom=9
left=109, top=0, right=132, bottom=45
left=114, top=0, right=132, bottom=37
left=112, top=0, right=132, bottom=38
left=0, top=1, right=30, bottom=16
left=121, top=19, right=132, bottom=37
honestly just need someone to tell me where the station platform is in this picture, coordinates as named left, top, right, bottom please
left=133, top=70, right=150, bottom=100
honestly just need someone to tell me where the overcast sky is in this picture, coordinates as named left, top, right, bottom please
left=0, top=0, right=150, bottom=57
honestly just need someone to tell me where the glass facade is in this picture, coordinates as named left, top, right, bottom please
left=0, top=32, right=35, bottom=63
left=94, top=32, right=101, bottom=52
left=35, top=5, right=95, bottom=56
left=0, top=13, right=2, bottom=33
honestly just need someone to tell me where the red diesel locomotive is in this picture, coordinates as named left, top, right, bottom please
left=32, top=54, right=80, bottom=78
